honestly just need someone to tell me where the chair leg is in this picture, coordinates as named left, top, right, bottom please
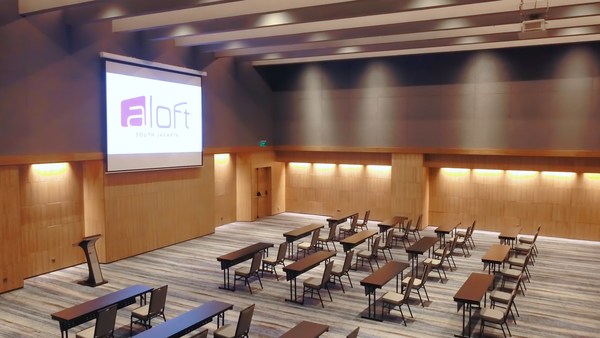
left=346, top=273, right=353, bottom=288
left=338, top=276, right=345, bottom=293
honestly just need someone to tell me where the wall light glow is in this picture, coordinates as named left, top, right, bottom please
left=214, top=153, right=230, bottom=165
left=541, top=171, right=576, bottom=179
left=367, top=165, right=391, bottom=172
left=314, top=163, right=335, bottom=170
left=473, top=169, right=503, bottom=176
left=441, top=168, right=470, bottom=176
left=507, top=170, right=538, bottom=178
left=289, top=162, right=310, bottom=167
left=32, top=163, right=68, bottom=176
left=584, top=173, right=600, bottom=180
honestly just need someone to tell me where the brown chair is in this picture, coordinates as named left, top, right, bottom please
left=434, top=230, right=459, bottom=271
left=331, top=250, right=354, bottom=293
left=381, top=276, right=415, bottom=326
left=297, top=229, right=321, bottom=258
left=378, top=228, right=394, bottom=262
left=356, top=210, right=370, bottom=231
left=338, top=214, right=358, bottom=239
left=424, top=242, right=449, bottom=282
left=456, top=220, right=476, bottom=249
left=391, top=220, right=411, bottom=247
left=262, top=242, right=287, bottom=280
left=214, top=303, right=255, bottom=338
left=234, top=252, right=263, bottom=294
left=130, top=285, right=168, bottom=335
left=303, top=261, right=334, bottom=308
left=355, top=236, right=381, bottom=272
left=407, top=214, right=422, bottom=241
left=402, top=262, right=432, bottom=307
left=479, top=287, right=518, bottom=338
left=77, top=304, right=117, bottom=338
left=318, top=223, right=337, bottom=251
left=454, top=223, right=473, bottom=257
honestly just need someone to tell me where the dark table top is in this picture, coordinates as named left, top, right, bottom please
left=406, top=236, right=438, bottom=255
left=360, top=261, right=410, bottom=290
left=216, top=242, right=273, bottom=269
left=135, top=300, right=233, bottom=338
left=283, top=251, right=336, bottom=280
left=498, top=226, right=522, bottom=240
left=51, top=284, right=152, bottom=322
left=454, top=273, right=494, bottom=305
left=283, top=223, right=323, bottom=242
left=340, top=230, right=378, bottom=250
left=434, top=223, right=460, bottom=235
left=481, top=244, right=511, bottom=264
left=377, top=216, right=408, bottom=231
left=279, top=321, right=329, bottom=338
left=327, top=212, right=357, bottom=223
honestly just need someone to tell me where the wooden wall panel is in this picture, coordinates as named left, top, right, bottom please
left=214, top=154, right=237, bottom=227
left=20, top=163, right=84, bottom=277
left=429, top=168, right=600, bottom=240
left=82, top=160, right=106, bottom=262
left=0, top=166, right=23, bottom=293
left=285, top=159, right=392, bottom=221
left=390, top=154, right=428, bottom=226
left=103, top=157, right=215, bottom=262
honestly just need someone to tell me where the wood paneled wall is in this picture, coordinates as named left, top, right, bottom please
left=20, top=163, right=84, bottom=277
left=391, top=154, right=428, bottom=226
left=103, top=157, right=215, bottom=262
left=82, top=160, right=107, bottom=261
left=214, top=154, right=237, bottom=227
left=285, top=158, right=392, bottom=220
left=0, top=166, right=23, bottom=292
left=429, top=167, right=600, bottom=240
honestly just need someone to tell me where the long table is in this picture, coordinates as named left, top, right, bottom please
left=283, top=251, right=336, bottom=304
left=216, top=242, right=273, bottom=291
left=279, top=321, right=329, bottom=338
left=405, top=236, right=438, bottom=276
left=326, top=212, right=357, bottom=228
left=339, top=229, right=378, bottom=252
left=51, top=284, right=152, bottom=338
left=433, top=223, right=460, bottom=249
left=135, top=300, right=233, bottom=338
left=499, top=226, right=522, bottom=248
left=283, top=223, right=324, bottom=259
left=359, top=261, right=410, bottom=321
left=377, top=216, right=408, bottom=234
left=453, top=273, right=494, bottom=338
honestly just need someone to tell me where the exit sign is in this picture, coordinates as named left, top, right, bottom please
left=259, top=140, right=267, bottom=147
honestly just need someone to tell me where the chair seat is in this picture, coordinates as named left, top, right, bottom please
left=519, top=237, right=534, bottom=244
left=318, top=235, right=328, bottom=241
left=235, top=266, right=252, bottom=276
left=75, top=326, right=95, bottom=338
left=213, top=324, right=236, bottom=338
left=131, top=304, right=150, bottom=318
left=490, top=290, right=511, bottom=304
left=402, top=276, right=422, bottom=287
left=381, top=291, right=403, bottom=304
left=298, top=242, right=311, bottom=250
left=423, top=258, right=441, bottom=265
left=433, top=248, right=443, bottom=256
left=480, top=308, right=505, bottom=323
left=508, top=257, right=525, bottom=266
left=262, top=256, right=277, bottom=264
left=502, top=267, right=520, bottom=278
left=515, top=243, right=531, bottom=251
left=331, top=265, right=343, bottom=274
left=356, top=250, right=371, bottom=258
left=303, top=277, right=322, bottom=288
left=339, top=225, right=352, bottom=231
left=456, top=230, right=467, bottom=237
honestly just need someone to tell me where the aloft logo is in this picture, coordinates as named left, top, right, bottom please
left=121, top=96, right=190, bottom=129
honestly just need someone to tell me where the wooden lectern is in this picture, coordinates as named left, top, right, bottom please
left=77, top=234, right=107, bottom=287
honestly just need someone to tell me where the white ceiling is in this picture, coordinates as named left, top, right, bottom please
left=19, top=0, right=600, bottom=65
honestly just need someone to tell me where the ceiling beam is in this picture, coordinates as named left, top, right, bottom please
left=251, top=33, right=600, bottom=66
left=112, top=0, right=357, bottom=32
left=18, top=0, right=96, bottom=15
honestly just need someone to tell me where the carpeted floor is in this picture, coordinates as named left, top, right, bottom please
left=1, top=212, right=599, bottom=337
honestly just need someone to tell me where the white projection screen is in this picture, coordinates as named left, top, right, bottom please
left=102, top=52, right=205, bottom=173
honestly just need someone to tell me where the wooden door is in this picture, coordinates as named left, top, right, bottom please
left=256, top=167, right=272, bottom=218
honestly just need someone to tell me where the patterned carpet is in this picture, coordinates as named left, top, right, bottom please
left=1, top=212, right=599, bottom=337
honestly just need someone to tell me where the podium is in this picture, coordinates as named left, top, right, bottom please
left=78, top=235, right=107, bottom=287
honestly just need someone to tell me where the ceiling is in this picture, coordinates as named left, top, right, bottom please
left=18, top=0, right=600, bottom=66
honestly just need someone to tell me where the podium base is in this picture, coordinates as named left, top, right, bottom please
left=78, top=279, right=108, bottom=287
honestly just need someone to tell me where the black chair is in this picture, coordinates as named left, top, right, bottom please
left=130, top=285, right=168, bottom=335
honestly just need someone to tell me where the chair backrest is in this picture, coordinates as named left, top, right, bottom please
left=276, top=242, right=288, bottom=262
left=420, top=260, right=433, bottom=283
left=342, top=250, right=354, bottom=273
left=402, top=220, right=412, bottom=235
left=321, top=261, right=335, bottom=288
left=531, top=226, right=541, bottom=243
left=414, top=214, right=422, bottom=230
left=346, top=326, right=360, bottom=338
left=449, top=234, right=459, bottom=252
left=439, top=242, right=450, bottom=261
left=362, top=210, right=370, bottom=224
left=403, top=276, right=416, bottom=302
left=384, top=228, right=394, bottom=248
left=234, top=303, right=255, bottom=337
left=94, top=304, right=117, bottom=338
left=249, top=251, right=263, bottom=274
left=310, top=228, right=321, bottom=247
left=349, top=214, right=358, bottom=230
left=370, top=236, right=381, bottom=256
left=149, top=285, right=169, bottom=318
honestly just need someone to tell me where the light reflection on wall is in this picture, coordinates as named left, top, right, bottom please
left=441, top=167, right=470, bottom=176
left=214, top=153, right=230, bottom=165
left=31, top=162, right=69, bottom=177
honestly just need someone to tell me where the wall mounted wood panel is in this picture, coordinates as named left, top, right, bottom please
left=0, top=166, right=23, bottom=293
left=20, top=163, right=84, bottom=278
left=285, top=153, right=392, bottom=220
left=429, top=167, right=600, bottom=241
left=82, top=160, right=106, bottom=262
left=214, top=154, right=236, bottom=227
left=103, top=157, right=215, bottom=262
left=390, top=154, right=428, bottom=226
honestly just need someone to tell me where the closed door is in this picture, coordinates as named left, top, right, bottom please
left=256, top=167, right=272, bottom=218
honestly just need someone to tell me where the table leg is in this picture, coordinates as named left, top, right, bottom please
left=285, top=278, right=301, bottom=303
left=219, top=268, right=234, bottom=291
left=361, top=288, right=382, bottom=321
